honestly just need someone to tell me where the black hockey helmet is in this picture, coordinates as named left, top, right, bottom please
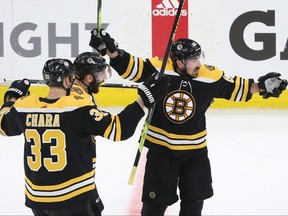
left=170, top=38, right=202, bottom=60
left=42, top=58, right=75, bottom=86
left=74, top=52, right=108, bottom=81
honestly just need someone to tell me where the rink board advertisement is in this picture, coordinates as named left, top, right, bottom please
left=151, top=0, right=188, bottom=57
left=0, top=0, right=287, bottom=107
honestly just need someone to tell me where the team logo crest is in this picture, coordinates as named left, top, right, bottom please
left=164, top=90, right=195, bottom=124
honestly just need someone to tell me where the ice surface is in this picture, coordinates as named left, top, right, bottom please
left=1, top=108, right=288, bottom=215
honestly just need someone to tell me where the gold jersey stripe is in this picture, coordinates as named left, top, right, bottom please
left=131, top=57, right=144, bottom=82
left=104, top=116, right=115, bottom=138
left=25, top=184, right=95, bottom=203
left=149, top=125, right=207, bottom=140
left=230, top=76, right=241, bottom=101
left=25, top=169, right=95, bottom=191
left=146, top=135, right=207, bottom=150
left=0, top=107, right=11, bottom=136
left=241, top=79, right=250, bottom=102
left=121, top=55, right=134, bottom=79
left=115, top=115, right=121, bottom=141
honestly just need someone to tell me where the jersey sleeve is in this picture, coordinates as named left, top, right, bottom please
left=224, top=75, right=254, bottom=102
left=215, top=71, right=254, bottom=102
left=110, top=50, right=157, bottom=82
left=197, top=65, right=254, bottom=102
left=82, top=101, right=145, bottom=141
left=0, top=102, right=22, bottom=136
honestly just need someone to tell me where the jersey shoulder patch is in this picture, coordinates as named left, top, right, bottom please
left=71, top=85, right=95, bottom=101
left=196, top=64, right=224, bottom=83
left=71, top=86, right=85, bottom=96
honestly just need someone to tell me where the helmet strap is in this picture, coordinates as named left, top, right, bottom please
left=62, top=75, right=74, bottom=96
left=62, top=83, right=72, bottom=96
left=79, top=79, right=93, bottom=94
left=88, top=79, right=97, bottom=94
left=65, top=87, right=71, bottom=96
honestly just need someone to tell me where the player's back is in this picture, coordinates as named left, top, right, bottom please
left=12, top=94, right=98, bottom=209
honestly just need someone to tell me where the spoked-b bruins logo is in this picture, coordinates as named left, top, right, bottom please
left=164, top=90, right=196, bottom=124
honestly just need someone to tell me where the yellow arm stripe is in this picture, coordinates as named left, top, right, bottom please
left=104, top=116, right=115, bottom=138
left=131, top=57, right=144, bottom=82
left=25, top=184, right=95, bottom=203
left=115, top=115, right=121, bottom=141
left=0, top=107, right=11, bottom=136
left=121, top=55, right=134, bottom=79
left=230, top=76, right=241, bottom=101
left=25, top=170, right=95, bottom=191
left=0, top=115, right=6, bottom=136
left=241, top=79, right=250, bottom=101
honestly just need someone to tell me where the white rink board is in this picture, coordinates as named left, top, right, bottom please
left=0, top=0, right=287, bottom=82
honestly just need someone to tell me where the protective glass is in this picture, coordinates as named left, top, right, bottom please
left=93, top=64, right=112, bottom=83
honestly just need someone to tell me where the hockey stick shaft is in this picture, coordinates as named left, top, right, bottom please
left=128, top=0, right=186, bottom=185
left=2, top=78, right=46, bottom=85
left=157, top=0, right=185, bottom=78
left=1, top=78, right=139, bottom=88
left=97, top=0, right=102, bottom=34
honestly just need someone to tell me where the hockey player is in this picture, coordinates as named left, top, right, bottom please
left=69, top=51, right=125, bottom=214
left=0, top=58, right=170, bottom=216
left=89, top=29, right=288, bottom=216
left=68, top=52, right=111, bottom=214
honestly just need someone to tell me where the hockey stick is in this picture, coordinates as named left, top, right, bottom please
left=1, top=78, right=139, bottom=88
left=97, top=0, right=102, bottom=35
left=96, top=0, right=105, bottom=57
left=2, top=78, right=46, bottom=85
left=128, top=0, right=186, bottom=185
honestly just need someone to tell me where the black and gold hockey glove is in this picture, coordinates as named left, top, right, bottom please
left=89, top=28, right=106, bottom=56
left=138, top=74, right=170, bottom=108
left=258, top=72, right=287, bottom=99
left=4, top=79, right=31, bottom=102
left=89, top=28, right=118, bottom=56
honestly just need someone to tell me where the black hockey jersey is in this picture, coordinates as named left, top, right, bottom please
left=0, top=92, right=144, bottom=209
left=110, top=51, right=254, bottom=157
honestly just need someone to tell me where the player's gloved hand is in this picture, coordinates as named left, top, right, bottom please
left=4, top=78, right=31, bottom=102
left=89, top=28, right=107, bottom=56
left=138, top=73, right=170, bottom=108
left=89, top=28, right=118, bottom=56
left=258, top=72, right=287, bottom=99
left=99, top=29, right=118, bottom=53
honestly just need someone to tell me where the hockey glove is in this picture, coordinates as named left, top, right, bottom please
left=89, top=28, right=107, bottom=56
left=138, top=74, right=170, bottom=108
left=89, top=28, right=118, bottom=56
left=4, top=78, right=31, bottom=102
left=258, top=72, right=287, bottom=99
left=99, top=29, right=118, bottom=53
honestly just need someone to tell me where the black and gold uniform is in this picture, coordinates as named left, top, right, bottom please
left=111, top=52, right=254, bottom=157
left=0, top=92, right=144, bottom=210
left=109, top=49, right=254, bottom=213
